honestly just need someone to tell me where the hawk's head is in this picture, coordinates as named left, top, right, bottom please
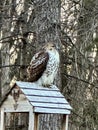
left=43, top=42, right=56, bottom=52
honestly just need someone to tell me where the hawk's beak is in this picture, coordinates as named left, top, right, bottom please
left=55, top=44, right=60, bottom=51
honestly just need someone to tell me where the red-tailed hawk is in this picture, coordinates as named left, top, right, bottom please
left=27, top=42, right=60, bottom=87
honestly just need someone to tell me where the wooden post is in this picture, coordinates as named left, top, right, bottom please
left=0, top=108, right=5, bottom=130
left=34, top=113, right=39, bottom=130
left=29, top=108, right=34, bottom=130
left=65, top=115, right=69, bottom=130
left=62, top=114, right=69, bottom=130
left=29, top=112, right=39, bottom=130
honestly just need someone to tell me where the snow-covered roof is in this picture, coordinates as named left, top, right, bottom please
left=15, top=81, right=72, bottom=114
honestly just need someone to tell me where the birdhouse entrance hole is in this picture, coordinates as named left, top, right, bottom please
left=4, top=112, right=29, bottom=130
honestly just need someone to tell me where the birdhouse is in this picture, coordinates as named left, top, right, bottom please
left=0, top=81, right=72, bottom=130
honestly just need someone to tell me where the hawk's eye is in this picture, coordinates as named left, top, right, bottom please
left=50, top=48, right=53, bottom=50
left=52, top=45, right=55, bottom=48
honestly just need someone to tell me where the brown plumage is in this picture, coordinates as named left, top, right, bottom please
left=27, top=51, right=49, bottom=82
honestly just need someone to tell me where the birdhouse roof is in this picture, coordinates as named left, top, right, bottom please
left=15, top=81, right=72, bottom=114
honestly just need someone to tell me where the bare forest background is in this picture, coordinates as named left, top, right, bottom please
left=0, top=0, right=98, bottom=130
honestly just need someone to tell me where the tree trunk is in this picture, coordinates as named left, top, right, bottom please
left=0, top=0, right=12, bottom=96
left=66, top=0, right=98, bottom=129
left=32, top=0, right=62, bottom=130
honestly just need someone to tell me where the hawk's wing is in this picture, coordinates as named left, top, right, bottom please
left=27, top=51, right=49, bottom=82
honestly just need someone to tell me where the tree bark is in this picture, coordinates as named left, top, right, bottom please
left=32, top=0, right=62, bottom=129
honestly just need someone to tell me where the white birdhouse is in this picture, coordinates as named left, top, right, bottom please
left=0, top=81, right=72, bottom=130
